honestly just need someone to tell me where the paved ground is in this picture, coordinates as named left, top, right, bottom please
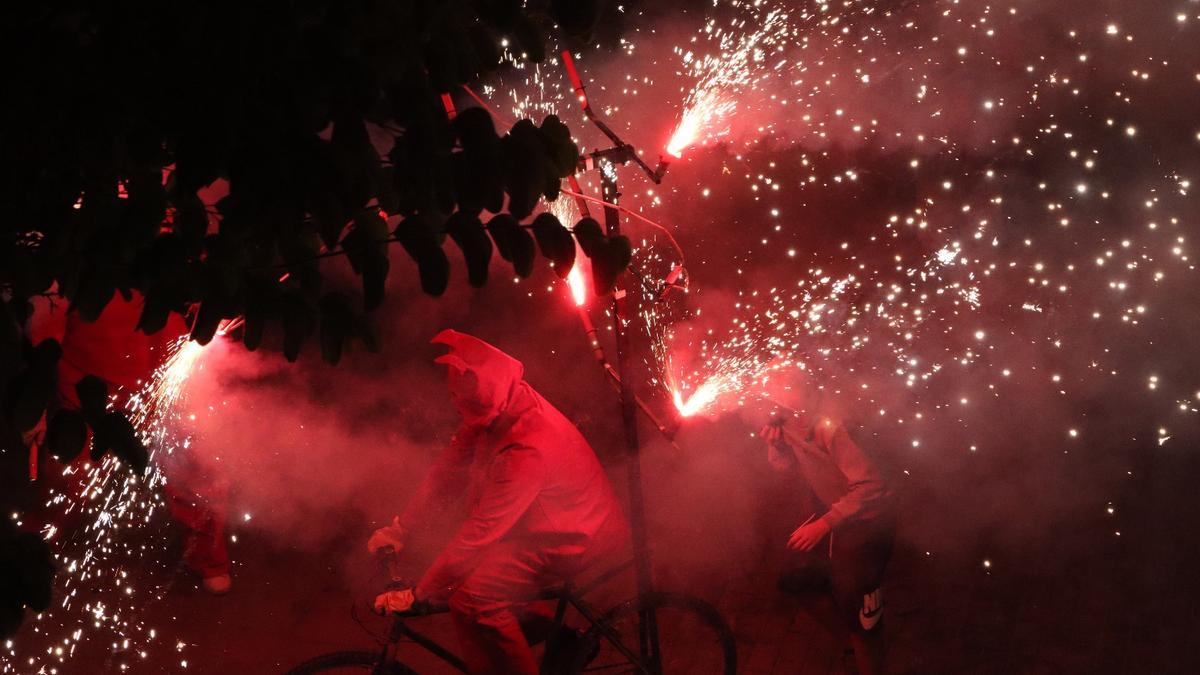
left=24, top=503, right=1186, bottom=675
left=8, top=424, right=1200, bottom=674
left=73, top=517, right=1185, bottom=675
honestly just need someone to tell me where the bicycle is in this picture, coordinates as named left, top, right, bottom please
left=284, top=556, right=736, bottom=674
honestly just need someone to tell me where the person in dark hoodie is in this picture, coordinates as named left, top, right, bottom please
left=368, top=329, right=628, bottom=675
left=761, top=410, right=895, bottom=675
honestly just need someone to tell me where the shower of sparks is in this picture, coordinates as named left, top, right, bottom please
left=628, top=0, right=1200, bottom=496
left=667, top=3, right=792, bottom=157
left=655, top=241, right=981, bottom=418
left=4, top=336, right=214, bottom=673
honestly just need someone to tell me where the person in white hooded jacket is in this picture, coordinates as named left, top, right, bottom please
left=369, top=329, right=628, bottom=675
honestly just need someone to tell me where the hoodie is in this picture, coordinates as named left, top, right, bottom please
left=403, top=330, right=627, bottom=602
left=769, top=415, right=893, bottom=530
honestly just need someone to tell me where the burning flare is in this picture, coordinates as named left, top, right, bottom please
left=667, top=89, right=738, bottom=158
left=672, top=379, right=724, bottom=418
left=567, top=262, right=588, bottom=307
left=666, top=7, right=790, bottom=157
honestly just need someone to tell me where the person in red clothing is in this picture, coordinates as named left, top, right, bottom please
left=24, top=291, right=233, bottom=594
left=27, top=293, right=169, bottom=412
left=368, top=329, right=628, bottom=675
left=761, top=411, right=895, bottom=675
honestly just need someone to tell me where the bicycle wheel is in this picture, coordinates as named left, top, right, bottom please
left=580, top=591, right=737, bottom=675
left=283, top=650, right=416, bottom=675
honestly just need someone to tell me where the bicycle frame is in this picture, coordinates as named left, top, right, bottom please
left=375, top=558, right=661, bottom=674
left=382, top=616, right=468, bottom=672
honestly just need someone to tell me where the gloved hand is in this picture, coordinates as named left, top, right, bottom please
left=367, top=516, right=408, bottom=556
left=374, top=588, right=417, bottom=615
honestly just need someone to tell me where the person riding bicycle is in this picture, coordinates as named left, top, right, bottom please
left=760, top=407, right=895, bottom=675
left=368, top=329, right=629, bottom=675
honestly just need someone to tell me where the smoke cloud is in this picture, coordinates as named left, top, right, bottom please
left=161, top=0, right=1200, bottom=648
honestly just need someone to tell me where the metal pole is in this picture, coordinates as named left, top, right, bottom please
left=600, top=162, right=661, bottom=668
left=576, top=309, right=681, bottom=445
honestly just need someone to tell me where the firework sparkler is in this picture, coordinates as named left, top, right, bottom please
left=4, top=335, right=220, bottom=673
left=666, top=4, right=793, bottom=158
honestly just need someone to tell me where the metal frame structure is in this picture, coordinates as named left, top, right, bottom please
left=560, top=48, right=674, bottom=667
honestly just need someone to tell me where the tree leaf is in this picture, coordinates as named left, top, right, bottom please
left=279, top=226, right=324, bottom=297
left=137, top=290, right=172, bottom=336
left=487, top=213, right=535, bottom=278
left=189, top=299, right=224, bottom=345
left=592, top=235, right=632, bottom=295
left=71, top=266, right=116, bottom=322
left=30, top=339, right=62, bottom=371
left=45, top=409, right=88, bottom=463
left=93, top=411, right=147, bottom=472
left=502, top=120, right=553, bottom=219
left=539, top=115, right=578, bottom=177
left=530, top=212, right=575, bottom=278
left=361, top=253, right=391, bottom=309
left=75, top=375, right=109, bottom=422
left=7, top=340, right=61, bottom=431
left=454, top=107, right=499, bottom=155
left=572, top=217, right=605, bottom=258
left=446, top=211, right=493, bottom=287
left=8, top=373, right=47, bottom=433
left=487, top=213, right=519, bottom=261
left=354, top=313, right=383, bottom=354
left=242, top=277, right=276, bottom=352
left=281, top=292, right=317, bottom=362
left=0, top=525, right=54, bottom=637
left=396, top=215, right=450, bottom=296
left=319, top=293, right=352, bottom=366
left=341, top=210, right=390, bottom=274
left=13, top=529, right=54, bottom=611
left=171, top=191, right=209, bottom=257
left=343, top=210, right=392, bottom=308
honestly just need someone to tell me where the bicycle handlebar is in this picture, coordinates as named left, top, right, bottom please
left=390, top=600, right=450, bottom=618
left=372, top=548, right=450, bottom=617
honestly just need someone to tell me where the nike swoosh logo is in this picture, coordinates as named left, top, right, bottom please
left=859, top=589, right=884, bottom=631
left=859, top=607, right=882, bottom=630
